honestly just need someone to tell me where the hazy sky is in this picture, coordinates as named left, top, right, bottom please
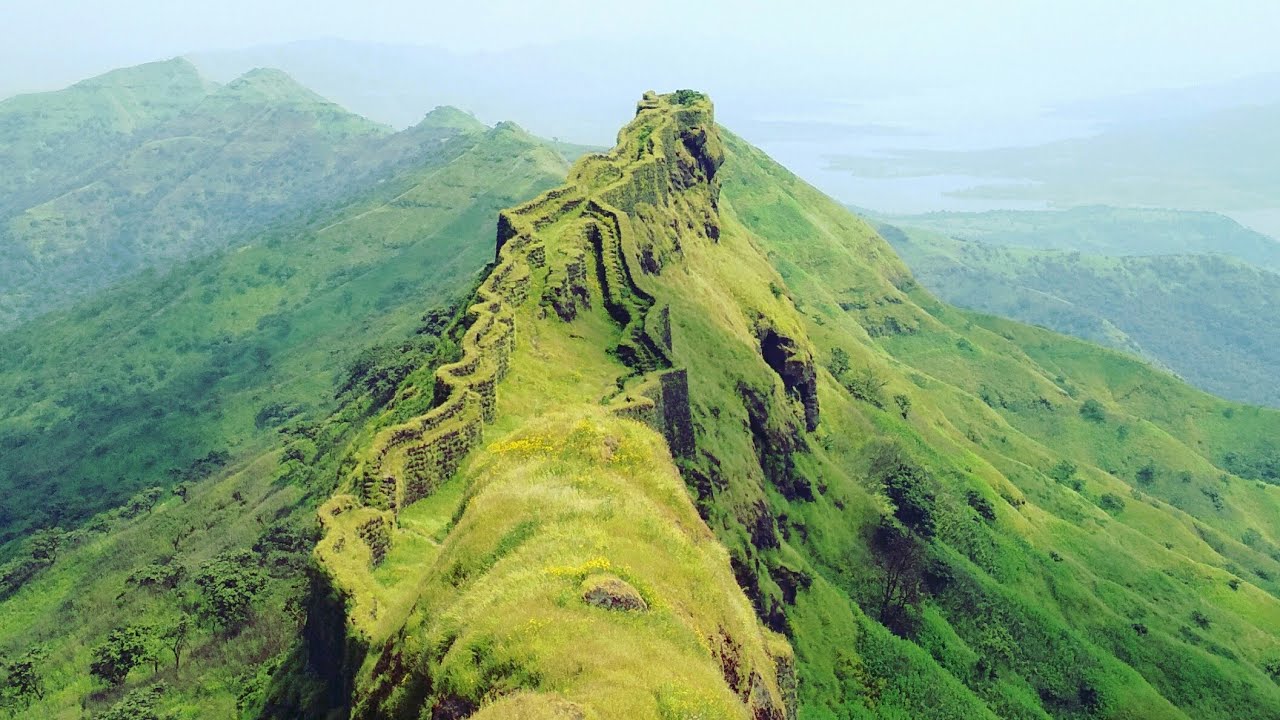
left=5, top=0, right=1280, bottom=102
left=6, top=0, right=1280, bottom=214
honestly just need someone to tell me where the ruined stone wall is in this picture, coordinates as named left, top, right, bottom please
left=322, top=161, right=594, bottom=570
left=323, top=92, right=723, bottom=568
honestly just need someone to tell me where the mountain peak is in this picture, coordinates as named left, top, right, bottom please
left=73, top=57, right=209, bottom=93
left=414, top=104, right=485, bottom=132
left=219, top=66, right=330, bottom=104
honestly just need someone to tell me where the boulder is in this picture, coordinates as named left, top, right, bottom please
left=581, top=574, right=647, bottom=612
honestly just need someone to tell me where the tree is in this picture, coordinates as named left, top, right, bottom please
left=123, top=487, right=164, bottom=518
left=125, top=562, right=186, bottom=591
left=29, top=528, right=67, bottom=564
left=1, top=646, right=47, bottom=709
left=894, top=393, right=912, bottom=419
left=871, top=520, right=926, bottom=630
left=845, top=368, right=888, bottom=408
left=164, top=617, right=192, bottom=670
left=194, top=552, right=267, bottom=631
left=828, top=347, right=850, bottom=378
left=173, top=482, right=191, bottom=503
left=868, top=441, right=936, bottom=538
left=90, top=626, right=150, bottom=686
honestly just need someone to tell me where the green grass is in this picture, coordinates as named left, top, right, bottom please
left=309, top=95, right=1280, bottom=719
left=720, top=130, right=1280, bottom=718
left=0, top=109, right=567, bottom=717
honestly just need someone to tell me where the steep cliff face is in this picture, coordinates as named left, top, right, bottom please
left=313, top=91, right=807, bottom=719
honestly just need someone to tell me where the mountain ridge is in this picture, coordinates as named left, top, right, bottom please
left=311, top=89, right=796, bottom=720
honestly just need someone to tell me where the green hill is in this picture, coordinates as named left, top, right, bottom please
left=0, top=117, right=566, bottom=545
left=0, top=61, right=483, bottom=329
left=1, top=89, right=1278, bottom=720
left=0, top=58, right=215, bottom=217
left=865, top=209, right=1280, bottom=406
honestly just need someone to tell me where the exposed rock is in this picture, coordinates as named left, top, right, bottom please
left=580, top=574, right=647, bottom=612
left=757, top=326, right=819, bottom=431
left=739, top=382, right=812, bottom=503
left=469, top=694, right=590, bottom=719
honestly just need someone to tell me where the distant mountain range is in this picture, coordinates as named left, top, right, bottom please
left=0, top=58, right=491, bottom=329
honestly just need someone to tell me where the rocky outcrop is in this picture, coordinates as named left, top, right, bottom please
left=757, top=326, right=820, bottom=432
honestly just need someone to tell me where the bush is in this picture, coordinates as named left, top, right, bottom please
left=194, top=551, right=267, bottom=630
left=1080, top=399, right=1106, bottom=423
left=1049, top=459, right=1077, bottom=484
left=671, top=89, right=705, bottom=105
left=966, top=490, right=996, bottom=521
left=95, top=684, right=166, bottom=720
left=1200, top=486, right=1226, bottom=511
left=828, top=347, right=850, bottom=378
left=90, top=626, right=150, bottom=687
left=894, top=394, right=912, bottom=419
left=1098, top=493, right=1126, bottom=514
left=1135, top=461, right=1157, bottom=486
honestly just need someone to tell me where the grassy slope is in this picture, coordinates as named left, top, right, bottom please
left=308, top=101, right=1280, bottom=720
left=721, top=130, right=1280, bottom=719
left=0, top=120, right=566, bottom=543
left=0, top=58, right=216, bottom=217
left=876, top=222, right=1280, bottom=406
left=312, top=92, right=793, bottom=720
